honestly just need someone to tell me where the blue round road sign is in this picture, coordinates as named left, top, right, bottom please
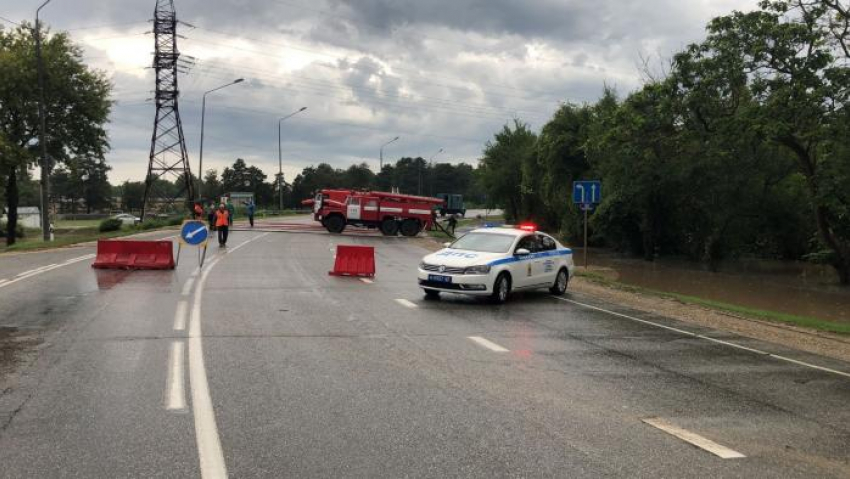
left=180, top=220, right=209, bottom=246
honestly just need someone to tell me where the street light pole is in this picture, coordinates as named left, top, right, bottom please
left=379, top=136, right=399, bottom=172
left=36, top=0, right=53, bottom=241
left=278, top=107, right=307, bottom=211
left=428, top=148, right=443, bottom=196
left=198, top=78, right=244, bottom=200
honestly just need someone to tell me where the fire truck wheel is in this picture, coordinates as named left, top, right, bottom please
left=380, top=218, right=399, bottom=236
left=325, top=215, right=346, bottom=234
left=400, top=219, right=421, bottom=237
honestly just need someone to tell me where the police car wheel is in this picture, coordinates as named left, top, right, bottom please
left=550, top=268, right=569, bottom=295
left=490, top=273, right=511, bottom=304
left=423, top=289, right=441, bottom=300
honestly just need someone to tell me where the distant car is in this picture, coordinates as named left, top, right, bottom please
left=418, top=224, right=574, bottom=303
left=113, top=213, right=141, bottom=225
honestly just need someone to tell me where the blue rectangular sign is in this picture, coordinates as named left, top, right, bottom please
left=572, top=181, right=602, bottom=204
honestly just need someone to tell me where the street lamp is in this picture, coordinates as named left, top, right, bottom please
left=427, top=148, right=443, bottom=196
left=36, top=0, right=53, bottom=241
left=198, top=78, right=244, bottom=199
left=278, top=106, right=307, bottom=211
left=379, top=136, right=399, bottom=171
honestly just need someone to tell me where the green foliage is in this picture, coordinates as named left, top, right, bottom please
left=0, top=221, right=24, bottom=238
left=98, top=218, right=122, bottom=232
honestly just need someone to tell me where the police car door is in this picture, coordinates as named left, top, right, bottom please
left=513, top=234, right=540, bottom=289
left=536, top=234, right=559, bottom=285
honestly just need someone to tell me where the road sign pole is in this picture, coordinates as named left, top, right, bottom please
left=583, top=207, right=588, bottom=269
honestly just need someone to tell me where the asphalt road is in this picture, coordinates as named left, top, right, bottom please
left=1, top=227, right=849, bottom=478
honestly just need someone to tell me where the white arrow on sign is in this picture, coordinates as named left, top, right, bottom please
left=590, top=184, right=597, bottom=203
left=576, top=184, right=586, bottom=203
left=186, top=226, right=207, bottom=240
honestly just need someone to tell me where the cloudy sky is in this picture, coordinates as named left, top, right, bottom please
left=3, top=0, right=756, bottom=185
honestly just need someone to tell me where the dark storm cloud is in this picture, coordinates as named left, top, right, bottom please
left=4, top=0, right=758, bottom=183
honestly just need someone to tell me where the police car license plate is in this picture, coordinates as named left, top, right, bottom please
left=428, top=274, right=452, bottom=283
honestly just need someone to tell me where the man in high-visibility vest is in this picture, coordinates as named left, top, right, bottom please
left=215, top=203, right=230, bottom=246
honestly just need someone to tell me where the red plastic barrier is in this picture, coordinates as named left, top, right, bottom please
left=92, top=240, right=175, bottom=270
left=328, top=245, right=375, bottom=277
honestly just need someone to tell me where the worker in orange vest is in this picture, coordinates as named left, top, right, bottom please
left=215, top=203, right=230, bottom=246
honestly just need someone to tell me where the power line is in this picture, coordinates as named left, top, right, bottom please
left=0, top=15, right=21, bottom=26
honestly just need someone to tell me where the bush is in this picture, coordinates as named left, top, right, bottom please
left=167, top=215, right=184, bottom=226
left=0, top=222, right=25, bottom=238
left=140, top=219, right=165, bottom=230
left=99, top=218, right=123, bottom=232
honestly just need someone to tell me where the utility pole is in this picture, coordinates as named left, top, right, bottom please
left=35, top=0, right=53, bottom=241
left=278, top=107, right=307, bottom=211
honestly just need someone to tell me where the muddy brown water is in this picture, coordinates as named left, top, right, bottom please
left=585, top=249, right=850, bottom=324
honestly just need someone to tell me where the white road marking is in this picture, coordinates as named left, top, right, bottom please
left=359, top=278, right=374, bottom=284
left=188, top=257, right=228, bottom=479
left=181, top=277, right=196, bottom=296
left=642, top=417, right=745, bottom=459
left=17, top=264, right=59, bottom=277
left=185, top=232, right=265, bottom=479
left=166, top=341, right=186, bottom=411
left=0, top=279, right=7, bottom=286
left=173, top=300, right=188, bottom=331
left=395, top=298, right=417, bottom=308
left=0, top=254, right=95, bottom=291
left=468, top=336, right=510, bottom=352
left=553, top=296, right=850, bottom=380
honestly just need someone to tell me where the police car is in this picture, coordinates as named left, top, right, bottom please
left=418, top=224, right=574, bottom=303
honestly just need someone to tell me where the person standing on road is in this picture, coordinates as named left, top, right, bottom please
left=207, top=203, right=217, bottom=231
left=447, top=214, right=458, bottom=235
left=226, top=200, right=235, bottom=227
left=215, top=203, right=230, bottom=246
left=193, top=202, right=204, bottom=220
left=247, top=200, right=256, bottom=228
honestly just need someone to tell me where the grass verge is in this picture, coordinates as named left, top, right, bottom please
left=576, top=270, right=850, bottom=335
left=0, top=226, right=175, bottom=254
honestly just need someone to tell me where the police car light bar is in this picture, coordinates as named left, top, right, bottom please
left=518, top=223, right=537, bottom=231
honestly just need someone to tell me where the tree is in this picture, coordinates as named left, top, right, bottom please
left=479, top=120, right=538, bottom=222
left=0, top=24, right=111, bottom=244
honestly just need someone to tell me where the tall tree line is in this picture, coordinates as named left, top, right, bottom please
left=478, top=0, right=850, bottom=283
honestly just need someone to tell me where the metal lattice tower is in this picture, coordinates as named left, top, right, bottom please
left=142, top=0, right=194, bottom=220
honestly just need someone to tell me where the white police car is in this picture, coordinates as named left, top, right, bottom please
left=418, top=224, right=574, bottom=303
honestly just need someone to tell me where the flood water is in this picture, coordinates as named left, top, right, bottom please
left=586, top=249, right=850, bottom=324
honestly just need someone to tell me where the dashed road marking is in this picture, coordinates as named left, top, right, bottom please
left=166, top=341, right=186, bottom=411
left=0, top=254, right=95, bottom=290
left=360, top=278, right=374, bottom=284
left=468, top=336, right=510, bottom=352
left=552, top=296, right=850, bottom=380
left=181, top=277, right=196, bottom=296
left=17, top=264, right=59, bottom=277
left=642, top=417, right=745, bottom=459
left=395, top=299, right=417, bottom=309
left=173, top=300, right=188, bottom=331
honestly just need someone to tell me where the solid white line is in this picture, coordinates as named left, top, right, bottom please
left=553, top=296, right=850, bottom=380
left=642, top=418, right=745, bottom=459
left=468, top=336, right=510, bottom=353
left=173, top=300, right=188, bottom=331
left=181, top=277, right=196, bottom=296
left=63, top=253, right=96, bottom=264
left=17, top=264, right=59, bottom=277
left=395, top=299, right=417, bottom=309
left=166, top=341, right=186, bottom=411
left=0, top=279, right=8, bottom=286
left=359, top=278, right=374, bottom=284
left=188, top=257, right=228, bottom=479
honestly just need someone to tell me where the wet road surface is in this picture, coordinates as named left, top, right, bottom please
left=1, top=228, right=849, bottom=478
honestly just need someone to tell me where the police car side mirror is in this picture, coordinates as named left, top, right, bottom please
left=515, top=248, right=531, bottom=256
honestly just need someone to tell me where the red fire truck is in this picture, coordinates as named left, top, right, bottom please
left=302, top=189, right=445, bottom=236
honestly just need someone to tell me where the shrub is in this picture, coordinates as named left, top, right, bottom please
left=99, top=218, right=123, bottom=232
left=141, top=219, right=165, bottom=230
left=0, top=222, right=25, bottom=238
left=167, top=215, right=184, bottom=226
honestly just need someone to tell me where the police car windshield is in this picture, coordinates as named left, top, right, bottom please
left=450, top=232, right=515, bottom=253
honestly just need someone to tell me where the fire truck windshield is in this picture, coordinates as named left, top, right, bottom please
left=450, top=232, right=515, bottom=253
